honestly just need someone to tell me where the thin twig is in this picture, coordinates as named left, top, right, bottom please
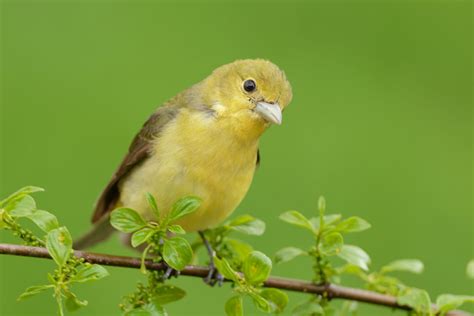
left=0, top=243, right=469, bottom=316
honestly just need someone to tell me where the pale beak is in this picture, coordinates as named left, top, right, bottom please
left=255, top=102, right=283, bottom=125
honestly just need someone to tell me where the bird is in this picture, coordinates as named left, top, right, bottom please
left=74, top=59, right=293, bottom=281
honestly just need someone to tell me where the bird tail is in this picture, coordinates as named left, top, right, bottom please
left=73, top=215, right=115, bottom=250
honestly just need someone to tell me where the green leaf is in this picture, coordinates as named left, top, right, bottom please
left=168, top=196, right=201, bottom=222
left=466, top=259, right=474, bottom=279
left=71, top=264, right=109, bottom=283
left=310, top=214, right=342, bottom=230
left=320, top=232, right=343, bottom=256
left=226, top=215, right=266, bottom=236
left=146, top=192, right=160, bottom=219
left=17, top=285, right=53, bottom=301
left=318, top=196, right=326, bottom=215
left=125, top=308, right=150, bottom=316
left=242, top=251, right=272, bottom=285
left=367, top=274, right=405, bottom=295
left=143, top=303, right=167, bottom=316
left=213, top=255, right=240, bottom=282
left=274, top=247, right=307, bottom=264
left=8, top=195, right=36, bottom=217
left=131, top=227, right=155, bottom=247
left=397, top=288, right=432, bottom=314
left=215, top=238, right=252, bottom=270
left=279, top=210, right=314, bottom=233
left=125, top=303, right=167, bottom=316
left=337, top=245, right=371, bottom=271
left=0, top=186, right=44, bottom=208
left=381, top=259, right=424, bottom=274
left=292, top=300, right=324, bottom=316
left=225, top=238, right=253, bottom=261
left=340, top=301, right=358, bottom=315
left=249, top=292, right=272, bottom=313
left=341, top=301, right=359, bottom=316
left=436, top=294, right=474, bottom=313
left=336, top=263, right=366, bottom=277
left=152, top=285, right=186, bottom=305
left=46, top=227, right=72, bottom=267
left=335, top=216, right=371, bottom=233
left=26, top=210, right=59, bottom=232
left=260, top=288, right=288, bottom=313
left=167, top=225, right=185, bottom=234
left=110, top=208, right=146, bottom=233
left=0, top=208, right=6, bottom=229
left=225, top=295, right=243, bottom=316
left=65, top=292, right=88, bottom=312
left=162, top=237, right=193, bottom=270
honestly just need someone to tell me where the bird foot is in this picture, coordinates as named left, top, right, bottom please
left=198, top=230, right=224, bottom=286
left=204, top=262, right=224, bottom=287
left=161, top=262, right=180, bottom=281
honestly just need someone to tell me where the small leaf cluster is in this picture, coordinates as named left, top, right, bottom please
left=110, top=193, right=201, bottom=273
left=202, top=214, right=265, bottom=270
left=202, top=214, right=288, bottom=315
left=275, top=196, right=474, bottom=315
left=341, top=246, right=474, bottom=314
left=275, top=197, right=371, bottom=314
left=0, top=187, right=109, bottom=316
left=119, top=271, right=186, bottom=316
left=398, top=288, right=474, bottom=316
left=342, top=258, right=424, bottom=296
left=346, top=259, right=431, bottom=314
left=276, top=196, right=371, bottom=282
left=0, top=186, right=49, bottom=246
left=110, top=193, right=201, bottom=315
left=214, top=251, right=288, bottom=315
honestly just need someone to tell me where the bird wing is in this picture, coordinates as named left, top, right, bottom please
left=91, top=106, right=178, bottom=223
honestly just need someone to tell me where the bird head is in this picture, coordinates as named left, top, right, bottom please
left=201, top=59, right=293, bottom=131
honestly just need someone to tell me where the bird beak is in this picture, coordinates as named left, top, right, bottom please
left=255, top=102, right=282, bottom=125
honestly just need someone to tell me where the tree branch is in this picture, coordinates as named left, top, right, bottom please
left=0, top=243, right=469, bottom=316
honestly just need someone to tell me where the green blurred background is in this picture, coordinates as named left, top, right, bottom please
left=0, top=0, right=472, bottom=315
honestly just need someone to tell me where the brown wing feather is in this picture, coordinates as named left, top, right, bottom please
left=91, top=106, right=178, bottom=223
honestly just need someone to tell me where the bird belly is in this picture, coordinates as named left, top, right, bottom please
left=119, top=111, right=258, bottom=232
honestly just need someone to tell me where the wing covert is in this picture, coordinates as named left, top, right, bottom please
left=91, top=106, right=178, bottom=223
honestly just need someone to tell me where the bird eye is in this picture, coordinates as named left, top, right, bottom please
left=243, top=79, right=257, bottom=92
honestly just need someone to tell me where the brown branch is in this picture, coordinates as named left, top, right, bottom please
left=0, top=243, right=469, bottom=316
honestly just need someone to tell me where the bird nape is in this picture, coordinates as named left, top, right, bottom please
left=74, top=59, right=293, bottom=284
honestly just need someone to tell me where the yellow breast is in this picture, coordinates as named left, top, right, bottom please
left=119, top=108, right=259, bottom=232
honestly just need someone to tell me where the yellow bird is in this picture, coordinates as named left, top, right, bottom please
left=75, top=59, right=292, bottom=280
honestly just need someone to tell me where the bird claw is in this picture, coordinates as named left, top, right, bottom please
left=161, top=262, right=180, bottom=281
left=204, top=263, right=224, bottom=287
left=198, top=230, right=224, bottom=286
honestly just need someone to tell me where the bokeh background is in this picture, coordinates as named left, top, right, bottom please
left=1, top=1, right=472, bottom=315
